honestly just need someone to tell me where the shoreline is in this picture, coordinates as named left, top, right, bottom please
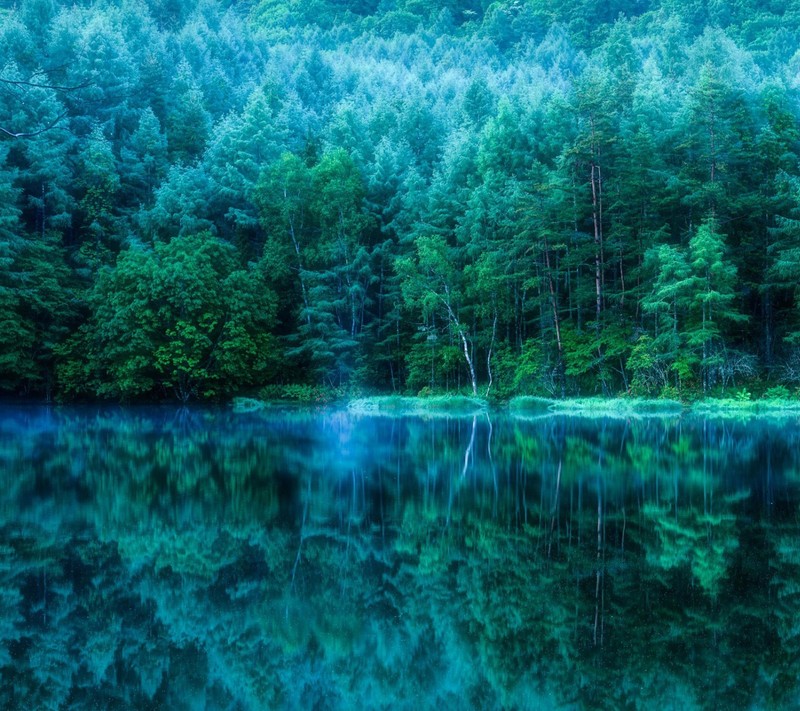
left=232, top=394, right=800, bottom=418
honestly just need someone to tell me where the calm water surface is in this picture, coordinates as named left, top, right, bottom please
left=1, top=405, right=799, bottom=710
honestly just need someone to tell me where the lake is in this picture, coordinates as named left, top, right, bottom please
left=1, top=405, right=799, bottom=709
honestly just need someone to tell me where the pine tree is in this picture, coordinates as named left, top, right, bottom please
left=686, top=219, right=746, bottom=392
left=76, top=124, right=122, bottom=269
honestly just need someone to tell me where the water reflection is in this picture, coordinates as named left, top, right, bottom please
left=1, top=406, right=799, bottom=709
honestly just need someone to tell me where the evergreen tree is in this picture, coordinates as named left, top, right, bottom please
left=76, top=124, right=122, bottom=269
left=164, top=61, right=212, bottom=164
left=685, top=219, right=746, bottom=392
left=118, top=108, right=168, bottom=213
left=641, top=243, right=694, bottom=390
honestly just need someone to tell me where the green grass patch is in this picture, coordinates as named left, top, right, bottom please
left=347, top=395, right=488, bottom=416
left=510, top=396, right=684, bottom=417
left=258, top=384, right=346, bottom=404
left=691, top=398, right=800, bottom=416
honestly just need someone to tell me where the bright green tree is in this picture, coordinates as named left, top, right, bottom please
left=58, top=233, right=279, bottom=401
left=685, top=219, right=747, bottom=392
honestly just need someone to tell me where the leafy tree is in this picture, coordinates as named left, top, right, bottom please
left=283, top=149, right=372, bottom=384
left=58, top=233, right=279, bottom=401
left=255, top=152, right=314, bottom=323
left=399, top=233, right=478, bottom=395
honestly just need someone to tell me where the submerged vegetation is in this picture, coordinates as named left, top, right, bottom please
left=4, top=1, right=800, bottom=401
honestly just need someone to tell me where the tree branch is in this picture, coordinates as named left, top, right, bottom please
left=0, top=111, right=68, bottom=138
left=0, top=75, right=92, bottom=92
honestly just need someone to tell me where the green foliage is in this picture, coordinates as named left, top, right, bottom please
left=509, top=396, right=684, bottom=417
left=641, top=221, right=746, bottom=394
left=511, top=339, right=548, bottom=395
left=627, top=335, right=662, bottom=396
left=258, top=383, right=346, bottom=403
left=764, top=385, right=791, bottom=399
left=58, top=234, right=279, bottom=401
left=692, top=397, right=800, bottom=416
left=0, top=209, right=75, bottom=397
left=3, top=0, right=800, bottom=401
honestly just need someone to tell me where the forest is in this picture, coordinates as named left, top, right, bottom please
left=4, top=0, right=800, bottom=402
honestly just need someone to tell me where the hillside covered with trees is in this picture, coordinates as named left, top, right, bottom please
left=4, top=0, right=800, bottom=401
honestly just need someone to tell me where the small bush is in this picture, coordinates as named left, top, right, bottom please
left=257, top=384, right=345, bottom=403
left=763, top=385, right=791, bottom=400
left=660, top=385, right=681, bottom=400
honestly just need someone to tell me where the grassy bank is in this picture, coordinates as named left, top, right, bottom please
left=347, top=395, right=489, bottom=416
left=509, top=396, right=684, bottom=417
left=509, top=395, right=800, bottom=418
left=691, top=398, right=800, bottom=416
left=233, top=394, right=489, bottom=416
left=235, top=392, right=800, bottom=419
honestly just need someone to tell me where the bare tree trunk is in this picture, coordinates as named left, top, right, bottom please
left=485, top=310, right=497, bottom=397
left=442, top=287, right=478, bottom=396
left=544, top=236, right=564, bottom=357
left=590, top=162, right=602, bottom=327
left=287, top=213, right=311, bottom=327
left=459, top=326, right=478, bottom=397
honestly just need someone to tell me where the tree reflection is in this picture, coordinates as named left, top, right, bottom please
left=0, top=406, right=798, bottom=708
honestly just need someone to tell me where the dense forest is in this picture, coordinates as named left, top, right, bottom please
left=4, top=0, right=800, bottom=402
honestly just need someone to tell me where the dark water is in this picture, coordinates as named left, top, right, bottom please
left=1, top=405, right=800, bottom=710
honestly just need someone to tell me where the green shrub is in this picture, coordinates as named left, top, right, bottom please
left=509, top=396, right=682, bottom=417
left=763, top=385, right=791, bottom=400
left=257, top=384, right=344, bottom=403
